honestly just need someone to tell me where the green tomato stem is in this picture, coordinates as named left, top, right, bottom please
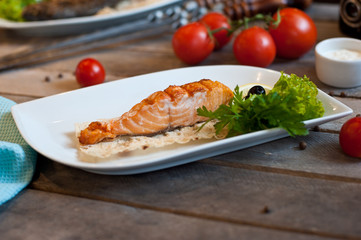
left=229, top=9, right=281, bottom=33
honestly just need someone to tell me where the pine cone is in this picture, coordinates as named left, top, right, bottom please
left=196, top=0, right=312, bottom=20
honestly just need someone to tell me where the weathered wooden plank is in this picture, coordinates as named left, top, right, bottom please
left=4, top=32, right=360, bottom=104
left=0, top=190, right=332, bottom=240
left=2, top=40, right=356, bottom=101
left=29, top=134, right=361, bottom=239
left=212, top=131, right=361, bottom=179
left=0, top=94, right=37, bottom=104
left=2, top=11, right=359, bottom=100
left=319, top=97, right=361, bottom=133
left=1, top=67, right=82, bottom=97
left=0, top=29, right=60, bottom=57
left=0, top=47, right=183, bottom=98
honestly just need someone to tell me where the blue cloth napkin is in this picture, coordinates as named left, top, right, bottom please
left=0, top=96, right=37, bottom=205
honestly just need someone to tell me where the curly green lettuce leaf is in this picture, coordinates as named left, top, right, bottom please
left=197, top=72, right=324, bottom=137
left=271, top=72, right=324, bottom=120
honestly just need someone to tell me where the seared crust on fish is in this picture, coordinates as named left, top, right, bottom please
left=78, top=79, right=233, bottom=145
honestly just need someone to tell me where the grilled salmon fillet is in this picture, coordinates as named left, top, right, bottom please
left=78, top=79, right=233, bottom=145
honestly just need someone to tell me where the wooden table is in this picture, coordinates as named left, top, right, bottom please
left=1, top=2, right=361, bottom=239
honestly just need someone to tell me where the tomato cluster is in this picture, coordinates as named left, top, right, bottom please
left=172, top=8, right=317, bottom=67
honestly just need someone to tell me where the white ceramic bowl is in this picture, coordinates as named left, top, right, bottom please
left=315, top=37, right=361, bottom=88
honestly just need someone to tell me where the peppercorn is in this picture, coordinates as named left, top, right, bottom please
left=312, top=126, right=320, bottom=132
left=299, top=141, right=307, bottom=150
left=260, top=206, right=271, bottom=214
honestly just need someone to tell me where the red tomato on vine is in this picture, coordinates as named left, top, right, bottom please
left=172, top=22, right=215, bottom=65
left=233, top=26, right=276, bottom=67
left=269, top=8, right=317, bottom=59
left=200, top=12, right=232, bottom=50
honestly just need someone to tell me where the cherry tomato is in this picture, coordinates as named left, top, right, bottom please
left=75, top=58, right=106, bottom=87
left=233, top=26, right=276, bottom=68
left=200, top=12, right=232, bottom=50
left=269, top=8, right=317, bottom=59
left=339, top=116, right=361, bottom=158
left=172, top=22, right=215, bottom=65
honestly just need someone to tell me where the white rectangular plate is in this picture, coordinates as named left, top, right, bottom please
left=12, top=65, right=353, bottom=175
left=0, top=0, right=181, bottom=36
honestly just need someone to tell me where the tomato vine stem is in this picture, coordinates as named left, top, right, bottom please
left=229, top=9, right=281, bottom=33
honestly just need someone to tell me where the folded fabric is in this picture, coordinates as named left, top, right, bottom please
left=0, top=96, right=37, bottom=205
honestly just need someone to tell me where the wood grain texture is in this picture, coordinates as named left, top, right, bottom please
left=0, top=190, right=334, bottom=240
left=319, top=97, right=361, bottom=132
left=28, top=132, right=361, bottom=239
left=1, top=20, right=358, bottom=100
left=211, top=131, right=361, bottom=180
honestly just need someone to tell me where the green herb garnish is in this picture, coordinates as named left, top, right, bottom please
left=197, top=72, right=324, bottom=137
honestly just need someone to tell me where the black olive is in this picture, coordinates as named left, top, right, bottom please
left=245, top=85, right=266, bottom=99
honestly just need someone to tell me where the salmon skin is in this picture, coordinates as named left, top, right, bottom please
left=78, top=79, right=234, bottom=145
left=22, top=0, right=120, bottom=21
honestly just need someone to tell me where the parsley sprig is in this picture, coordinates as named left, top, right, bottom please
left=197, top=73, right=324, bottom=138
